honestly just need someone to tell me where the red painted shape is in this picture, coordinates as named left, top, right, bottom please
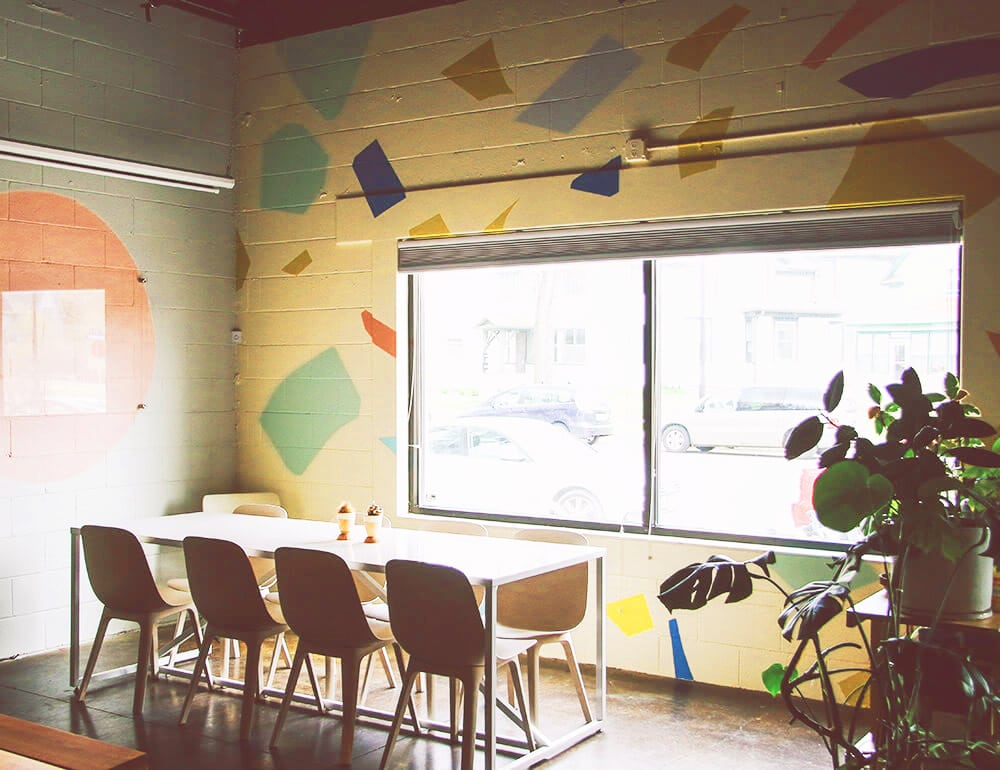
left=802, top=0, right=909, bottom=69
left=0, top=191, right=155, bottom=482
left=361, top=310, right=397, bottom=358
left=988, top=331, right=1000, bottom=358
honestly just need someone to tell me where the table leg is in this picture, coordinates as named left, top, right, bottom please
left=483, top=580, right=497, bottom=770
left=595, top=554, right=606, bottom=721
left=70, top=527, right=81, bottom=688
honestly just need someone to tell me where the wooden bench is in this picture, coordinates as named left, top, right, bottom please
left=0, top=715, right=146, bottom=770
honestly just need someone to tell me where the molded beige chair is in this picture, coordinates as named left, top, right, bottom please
left=269, top=547, right=419, bottom=764
left=169, top=497, right=291, bottom=681
left=497, top=528, right=592, bottom=723
left=75, top=525, right=205, bottom=715
left=379, top=559, right=535, bottom=770
left=178, top=536, right=289, bottom=741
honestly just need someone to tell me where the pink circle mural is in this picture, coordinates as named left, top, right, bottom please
left=0, top=191, right=155, bottom=482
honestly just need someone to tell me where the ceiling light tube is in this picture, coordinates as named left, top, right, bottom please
left=0, top=139, right=235, bottom=194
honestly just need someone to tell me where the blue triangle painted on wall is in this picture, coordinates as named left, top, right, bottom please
left=571, top=156, right=622, bottom=196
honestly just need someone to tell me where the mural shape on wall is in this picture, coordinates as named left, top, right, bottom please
left=484, top=200, right=518, bottom=233
left=829, top=117, right=1000, bottom=216
left=282, top=249, right=312, bottom=275
left=442, top=39, right=513, bottom=101
left=361, top=310, right=396, bottom=358
left=277, top=23, right=372, bottom=120
left=260, top=124, right=329, bottom=213
left=353, top=139, right=406, bottom=217
left=259, top=347, right=361, bottom=475
left=802, top=0, right=909, bottom=68
left=0, top=191, right=155, bottom=482
left=571, top=156, right=622, bottom=196
left=988, top=331, right=1000, bottom=358
left=236, top=231, right=251, bottom=291
left=677, top=107, right=735, bottom=178
left=668, top=618, right=694, bottom=680
left=666, top=4, right=750, bottom=72
left=839, top=38, right=1000, bottom=98
left=607, top=593, right=655, bottom=637
left=409, top=214, right=450, bottom=238
left=379, top=437, right=397, bottom=453
left=518, top=35, right=641, bottom=133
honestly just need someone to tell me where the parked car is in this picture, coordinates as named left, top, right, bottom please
left=420, top=416, right=617, bottom=521
left=461, top=384, right=613, bottom=443
left=659, top=385, right=828, bottom=453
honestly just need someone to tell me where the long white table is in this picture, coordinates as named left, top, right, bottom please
left=70, top=513, right=606, bottom=769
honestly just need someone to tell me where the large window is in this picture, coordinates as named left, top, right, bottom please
left=405, top=206, right=961, bottom=547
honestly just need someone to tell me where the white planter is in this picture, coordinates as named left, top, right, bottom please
left=899, top=527, right=993, bottom=621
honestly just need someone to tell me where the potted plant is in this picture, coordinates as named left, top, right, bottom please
left=658, top=368, right=1000, bottom=769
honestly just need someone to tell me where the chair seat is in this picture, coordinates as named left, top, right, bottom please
left=363, top=602, right=390, bottom=623
left=167, top=577, right=190, bottom=593
left=497, top=624, right=570, bottom=642
left=158, top=583, right=195, bottom=607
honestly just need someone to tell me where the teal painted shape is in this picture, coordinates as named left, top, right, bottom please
left=260, top=124, right=329, bottom=214
left=379, top=436, right=397, bottom=453
left=260, top=348, right=360, bottom=475
left=277, top=24, right=372, bottom=120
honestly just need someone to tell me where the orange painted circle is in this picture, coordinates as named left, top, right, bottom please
left=0, top=191, right=155, bottom=482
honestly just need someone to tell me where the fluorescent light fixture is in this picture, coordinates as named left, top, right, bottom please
left=0, top=139, right=235, bottom=194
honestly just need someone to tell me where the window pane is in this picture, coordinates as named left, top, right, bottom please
left=415, top=262, right=645, bottom=526
left=655, top=243, right=960, bottom=543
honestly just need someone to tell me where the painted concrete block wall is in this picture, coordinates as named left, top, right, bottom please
left=0, top=0, right=236, bottom=658
left=235, top=0, right=1000, bottom=692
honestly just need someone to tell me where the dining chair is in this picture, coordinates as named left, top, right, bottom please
left=497, top=528, right=592, bottom=723
left=75, top=525, right=205, bottom=715
left=269, top=547, right=420, bottom=764
left=168, top=496, right=292, bottom=681
left=379, top=559, right=535, bottom=770
left=178, top=536, right=289, bottom=741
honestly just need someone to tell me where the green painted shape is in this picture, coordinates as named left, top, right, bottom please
left=260, top=123, right=329, bottom=214
left=772, top=553, right=880, bottom=594
left=277, top=24, right=372, bottom=120
left=260, top=347, right=360, bottom=475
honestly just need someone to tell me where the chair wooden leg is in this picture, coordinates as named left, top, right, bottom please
left=449, top=678, right=460, bottom=744
left=303, top=652, right=325, bottom=713
left=133, top=619, right=153, bottom=715
left=269, top=646, right=307, bottom=748
left=526, top=645, right=542, bottom=724
left=506, top=660, right=536, bottom=751
left=359, top=652, right=374, bottom=705
left=460, top=672, right=483, bottom=770
left=179, top=632, right=214, bottom=725
left=241, top=641, right=262, bottom=740
left=186, top=609, right=213, bottom=690
left=325, top=656, right=337, bottom=701
left=378, top=667, right=420, bottom=770
left=379, top=645, right=397, bottom=688
left=340, top=653, right=363, bottom=766
left=167, top=611, right=186, bottom=667
left=265, top=632, right=285, bottom=691
left=391, top=643, right=421, bottom=734
left=560, top=637, right=593, bottom=722
left=75, top=610, right=111, bottom=702
left=150, top=622, right=160, bottom=679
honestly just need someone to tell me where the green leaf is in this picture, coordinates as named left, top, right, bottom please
left=812, top=461, right=893, bottom=532
left=761, top=662, right=787, bottom=697
left=823, top=371, right=844, bottom=412
left=948, top=447, right=1000, bottom=468
left=868, top=382, right=882, bottom=405
left=945, top=372, right=960, bottom=400
left=784, top=416, right=824, bottom=460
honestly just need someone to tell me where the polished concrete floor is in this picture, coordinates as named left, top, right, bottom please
left=0, top=628, right=831, bottom=769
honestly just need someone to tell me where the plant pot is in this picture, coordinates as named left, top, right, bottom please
left=899, top=526, right=993, bottom=621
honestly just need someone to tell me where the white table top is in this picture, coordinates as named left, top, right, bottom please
left=115, top=512, right=605, bottom=586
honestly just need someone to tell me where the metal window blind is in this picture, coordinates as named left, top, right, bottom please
left=398, top=202, right=961, bottom=271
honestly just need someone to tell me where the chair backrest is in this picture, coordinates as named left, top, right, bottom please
left=425, top=520, right=489, bottom=537
left=497, top=529, right=589, bottom=633
left=275, top=548, right=378, bottom=648
left=80, top=525, right=164, bottom=613
left=182, top=536, right=277, bottom=631
left=233, top=503, right=288, bottom=519
left=202, top=492, right=280, bottom=513
left=385, top=559, right=484, bottom=667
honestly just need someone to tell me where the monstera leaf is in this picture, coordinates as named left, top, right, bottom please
left=657, top=552, right=775, bottom=612
left=777, top=581, right=850, bottom=641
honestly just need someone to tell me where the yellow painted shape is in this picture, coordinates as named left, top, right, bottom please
left=442, top=39, right=513, bottom=101
left=829, top=117, right=1000, bottom=217
left=667, top=4, right=751, bottom=72
left=607, top=593, right=655, bottom=637
left=282, top=249, right=312, bottom=276
left=838, top=670, right=871, bottom=708
left=677, top=107, right=735, bottom=178
left=409, top=214, right=451, bottom=238
left=484, top=200, right=518, bottom=233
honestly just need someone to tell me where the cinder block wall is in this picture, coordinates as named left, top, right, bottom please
left=235, top=0, right=1000, bottom=692
left=0, top=0, right=236, bottom=657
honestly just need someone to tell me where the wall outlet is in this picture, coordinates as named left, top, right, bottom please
left=624, top=138, right=647, bottom=162
left=231, top=329, right=243, bottom=343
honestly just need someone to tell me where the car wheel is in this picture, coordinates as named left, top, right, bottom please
left=551, top=488, right=603, bottom=521
left=660, top=425, right=691, bottom=452
left=552, top=421, right=571, bottom=433
left=695, top=446, right=714, bottom=452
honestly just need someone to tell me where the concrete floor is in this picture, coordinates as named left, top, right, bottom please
left=0, top=629, right=832, bottom=769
